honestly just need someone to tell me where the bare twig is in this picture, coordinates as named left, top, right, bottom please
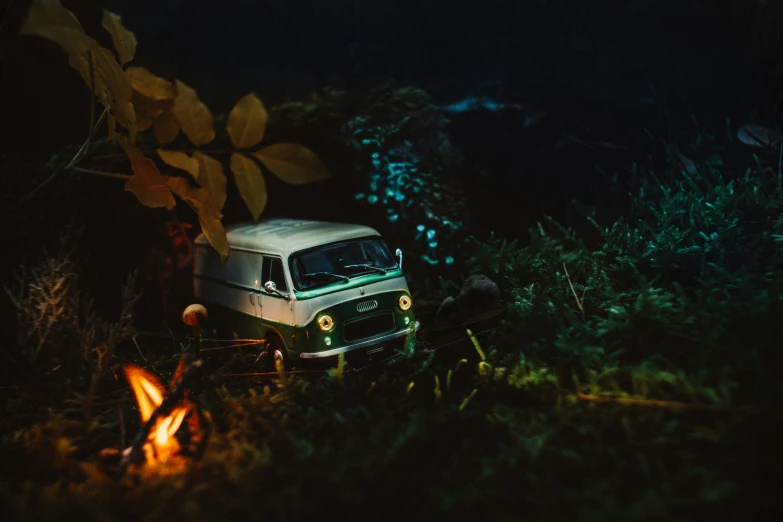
left=576, top=393, right=768, bottom=414
left=200, top=340, right=266, bottom=352
left=71, top=167, right=130, bottom=180
left=85, top=50, right=96, bottom=155
left=92, top=148, right=229, bottom=161
left=563, top=262, right=586, bottom=321
left=18, top=109, right=109, bottom=206
left=66, top=109, right=108, bottom=170
left=132, top=334, right=147, bottom=362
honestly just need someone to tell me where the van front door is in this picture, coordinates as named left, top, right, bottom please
left=259, top=255, right=294, bottom=337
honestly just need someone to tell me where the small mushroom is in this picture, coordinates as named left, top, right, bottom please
left=182, top=304, right=208, bottom=327
left=182, top=304, right=208, bottom=359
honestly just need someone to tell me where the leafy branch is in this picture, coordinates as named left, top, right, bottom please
left=19, top=0, right=331, bottom=262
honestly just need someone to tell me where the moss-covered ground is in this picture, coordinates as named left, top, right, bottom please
left=1, top=103, right=783, bottom=522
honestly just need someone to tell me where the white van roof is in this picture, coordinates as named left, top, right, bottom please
left=195, top=218, right=382, bottom=256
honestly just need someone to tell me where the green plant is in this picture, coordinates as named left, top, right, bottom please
left=3, top=226, right=139, bottom=383
left=465, top=127, right=783, bottom=404
left=19, top=0, right=332, bottom=262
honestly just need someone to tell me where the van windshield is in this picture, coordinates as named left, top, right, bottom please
left=289, top=238, right=398, bottom=291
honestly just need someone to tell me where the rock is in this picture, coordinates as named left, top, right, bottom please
left=459, top=274, right=501, bottom=302
left=436, top=295, right=455, bottom=316
left=430, top=274, right=502, bottom=331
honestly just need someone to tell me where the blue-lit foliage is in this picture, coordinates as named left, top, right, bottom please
left=463, top=127, right=783, bottom=400
left=340, top=90, right=466, bottom=266
left=270, top=84, right=467, bottom=269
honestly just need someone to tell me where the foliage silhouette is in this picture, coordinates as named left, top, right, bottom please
left=19, top=0, right=331, bottom=262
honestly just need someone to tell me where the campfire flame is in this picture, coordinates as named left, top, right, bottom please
left=123, top=365, right=189, bottom=464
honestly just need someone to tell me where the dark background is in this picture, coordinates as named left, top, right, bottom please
left=1, top=0, right=781, bottom=319
left=2, top=0, right=780, bottom=159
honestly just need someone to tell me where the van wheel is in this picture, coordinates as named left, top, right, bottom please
left=266, top=336, right=288, bottom=370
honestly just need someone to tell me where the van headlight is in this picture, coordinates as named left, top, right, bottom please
left=399, top=295, right=412, bottom=311
left=318, top=315, right=334, bottom=331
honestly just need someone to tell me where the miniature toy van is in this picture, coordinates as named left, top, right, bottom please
left=193, top=218, right=419, bottom=367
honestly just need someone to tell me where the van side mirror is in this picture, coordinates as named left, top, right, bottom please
left=264, top=280, right=290, bottom=300
left=395, top=248, right=403, bottom=270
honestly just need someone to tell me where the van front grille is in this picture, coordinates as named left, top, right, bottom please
left=343, top=312, right=395, bottom=343
left=356, top=300, right=378, bottom=313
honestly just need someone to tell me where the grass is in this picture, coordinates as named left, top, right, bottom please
left=1, top=115, right=783, bottom=521
left=0, top=350, right=778, bottom=521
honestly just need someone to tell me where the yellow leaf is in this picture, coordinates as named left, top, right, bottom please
left=230, top=153, right=267, bottom=221
left=131, top=102, right=153, bottom=131
left=131, top=90, right=170, bottom=131
left=226, top=93, right=267, bottom=149
left=107, top=113, right=117, bottom=140
left=252, top=143, right=331, bottom=185
left=126, top=69, right=175, bottom=133
left=122, top=141, right=175, bottom=210
left=101, top=10, right=136, bottom=66
left=168, top=178, right=229, bottom=263
left=68, top=43, right=136, bottom=134
left=134, top=115, right=153, bottom=132
left=68, top=50, right=106, bottom=98
left=172, top=80, right=215, bottom=146
left=153, top=110, right=180, bottom=145
left=19, top=0, right=92, bottom=57
left=125, top=66, right=176, bottom=101
left=127, top=118, right=139, bottom=145
left=157, top=149, right=199, bottom=180
left=193, top=152, right=226, bottom=209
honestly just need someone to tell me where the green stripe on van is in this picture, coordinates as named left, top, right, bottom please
left=293, top=270, right=405, bottom=300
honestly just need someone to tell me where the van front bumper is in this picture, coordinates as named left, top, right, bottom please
left=299, top=321, right=420, bottom=359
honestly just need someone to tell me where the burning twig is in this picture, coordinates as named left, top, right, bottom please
left=120, top=356, right=206, bottom=470
left=131, top=334, right=147, bottom=362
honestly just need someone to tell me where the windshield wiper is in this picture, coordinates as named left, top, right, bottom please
left=342, top=264, right=387, bottom=275
left=302, top=271, right=350, bottom=283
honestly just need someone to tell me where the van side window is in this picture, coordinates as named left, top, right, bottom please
left=262, top=256, right=288, bottom=293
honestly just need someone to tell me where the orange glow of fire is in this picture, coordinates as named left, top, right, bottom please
left=123, top=365, right=189, bottom=464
